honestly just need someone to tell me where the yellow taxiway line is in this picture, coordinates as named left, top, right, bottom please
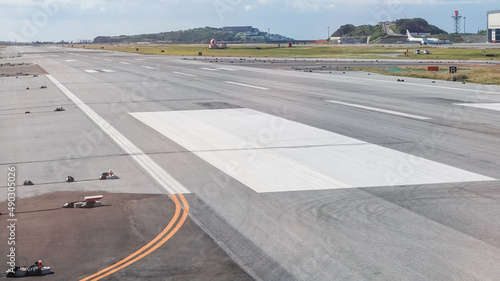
left=80, top=194, right=189, bottom=281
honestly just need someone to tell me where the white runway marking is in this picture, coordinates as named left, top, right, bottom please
left=200, top=67, right=218, bottom=71
left=172, top=71, right=197, bottom=77
left=327, top=100, right=431, bottom=120
left=84, top=69, right=115, bottom=73
left=46, top=75, right=190, bottom=195
left=218, top=68, right=236, bottom=71
left=65, top=59, right=77, bottom=62
left=120, top=62, right=131, bottom=65
left=104, top=59, right=112, bottom=61
left=455, top=103, right=500, bottom=112
left=141, top=66, right=157, bottom=70
left=225, top=81, right=268, bottom=90
left=131, top=109, right=494, bottom=193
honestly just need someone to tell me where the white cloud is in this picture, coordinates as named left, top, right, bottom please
left=245, top=5, right=253, bottom=11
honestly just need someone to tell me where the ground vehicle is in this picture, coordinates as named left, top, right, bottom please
left=5, top=261, right=51, bottom=277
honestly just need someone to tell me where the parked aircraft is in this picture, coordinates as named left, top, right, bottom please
left=406, top=30, right=452, bottom=45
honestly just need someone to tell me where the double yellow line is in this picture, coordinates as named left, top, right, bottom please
left=80, top=194, right=189, bottom=281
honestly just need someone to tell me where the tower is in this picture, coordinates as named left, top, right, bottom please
left=452, top=10, right=462, bottom=34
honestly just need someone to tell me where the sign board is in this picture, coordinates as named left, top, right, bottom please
left=488, top=12, right=500, bottom=29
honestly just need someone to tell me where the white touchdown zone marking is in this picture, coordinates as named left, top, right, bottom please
left=46, top=75, right=190, bottom=195
left=455, top=103, right=500, bottom=112
left=327, top=100, right=431, bottom=120
left=131, top=108, right=494, bottom=193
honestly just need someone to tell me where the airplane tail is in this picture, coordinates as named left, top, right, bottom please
left=406, top=29, right=414, bottom=39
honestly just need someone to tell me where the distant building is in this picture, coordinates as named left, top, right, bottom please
left=487, top=10, right=500, bottom=43
left=329, top=36, right=368, bottom=44
left=223, top=26, right=259, bottom=34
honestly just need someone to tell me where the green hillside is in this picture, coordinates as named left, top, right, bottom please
left=93, top=26, right=292, bottom=44
left=393, top=18, right=447, bottom=34
left=331, top=18, right=448, bottom=43
left=94, top=27, right=240, bottom=44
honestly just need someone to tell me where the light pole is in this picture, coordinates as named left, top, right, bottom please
left=463, top=17, right=466, bottom=34
left=328, top=26, right=330, bottom=40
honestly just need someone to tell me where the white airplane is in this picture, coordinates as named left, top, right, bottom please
left=406, top=29, right=452, bottom=45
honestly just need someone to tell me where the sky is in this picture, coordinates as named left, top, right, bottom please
left=0, top=0, right=498, bottom=42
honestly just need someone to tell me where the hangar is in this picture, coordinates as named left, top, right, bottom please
left=487, top=10, right=500, bottom=42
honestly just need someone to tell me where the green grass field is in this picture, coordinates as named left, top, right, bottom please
left=77, top=43, right=500, bottom=60
left=73, top=43, right=500, bottom=84
left=363, top=65, right=500, bottom=85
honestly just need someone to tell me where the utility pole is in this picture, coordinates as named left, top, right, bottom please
left=463, top=17, right=466, bottom=34
left=328, top=26, right=330, bottom=40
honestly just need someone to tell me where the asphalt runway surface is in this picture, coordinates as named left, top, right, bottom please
left=1, top=45, right=500, bottom=280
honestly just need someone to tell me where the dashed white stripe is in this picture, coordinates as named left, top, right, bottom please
left=225, top=81, right=268, bottom=90
left=141, top=66, right=157, bottom=70
left=327, top=100, right=431, bottom=120
left=46, top=75, right=190, bottom=195
left=173, top=71, right=197, bottom=77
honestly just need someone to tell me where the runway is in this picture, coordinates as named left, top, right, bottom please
left=1, top=46, right=500, bottom=280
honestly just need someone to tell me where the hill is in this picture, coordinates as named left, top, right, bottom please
left=331, top=18, right=447, bottom=43
left=93, top=26, right=292, bottom=44
left=393, top=18, right=447, bottom=34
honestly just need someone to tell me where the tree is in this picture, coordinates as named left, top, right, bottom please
left=332, top=24, right=356, bottom=37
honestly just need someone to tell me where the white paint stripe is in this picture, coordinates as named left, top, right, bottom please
left=84, top=70, right=99, bottom=73
left=200, top=67, right=218, bottom=71
left=65, top=59, right=77, bottom=62
left=218, top=68, right=236, bottom=71
left=120, top=62, right=131, bottom=65
left=131, top=109, right=495, bottom=193
left=173, top=71, right=197, bottom=77
left=331, top=73, right=500, bottom=96
left=455, top=103, right=500, bottom=112
left=141, top=66, right=157, bottom=70
left=327, top=100, right=431, bottom=120
left=46, top=75, right=190, bottom=194
left=101, top=69, right=115, bottom=73
left=104, top=59, right=112, bottom=61
left=225, top=81, right=268, bottom=90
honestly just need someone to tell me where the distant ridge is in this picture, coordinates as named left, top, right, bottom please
left=93, top=26, right=293, bottom=44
